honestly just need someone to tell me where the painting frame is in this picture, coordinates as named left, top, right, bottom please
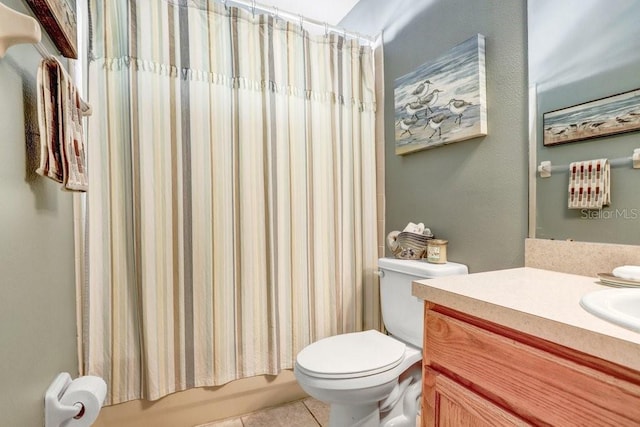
left=25, top=0, right=77, bottom=59
left=393, top=34, right=487, bottom=155
left=543, top=88, right=640, bottom=146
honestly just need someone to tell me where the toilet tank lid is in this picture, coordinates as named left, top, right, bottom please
left=378, top=258, right=468, bottom=278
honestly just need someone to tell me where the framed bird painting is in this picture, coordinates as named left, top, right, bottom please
left=393, top=34, right=487, bottom=155
left=25, top=0, right=77, bottom=58
left=543, top=88, right=640, bottom=146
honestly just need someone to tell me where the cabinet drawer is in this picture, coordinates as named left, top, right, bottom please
left=424, top=367, right=530, bottom=427
left=425, top=309, right=640, bottom=426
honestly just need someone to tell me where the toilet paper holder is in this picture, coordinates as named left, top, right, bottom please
left=45, top=372, right=84, bottom=427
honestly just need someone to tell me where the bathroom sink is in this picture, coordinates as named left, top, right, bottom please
left=580, top=288, right=640, bottom=333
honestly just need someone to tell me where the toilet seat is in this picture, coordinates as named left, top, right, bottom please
left=295, top=330, right=406, bottom=379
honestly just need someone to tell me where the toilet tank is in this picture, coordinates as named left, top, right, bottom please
left=377, top=258, right=468, bottom=348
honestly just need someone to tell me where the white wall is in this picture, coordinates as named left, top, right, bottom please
left=529, top=0, right=640, bottom=91
left=342, top=0, right=529, bottom=272
left=530, top=0, right=640, bottom=243
left=0, top=1, right=78, bottom=425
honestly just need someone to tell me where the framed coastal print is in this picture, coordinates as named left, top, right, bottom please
left=26, top=0, right=77, bottom=58
left=543, top=88, right=640, bottom=146
left=394, top=34, right=487, bottom=155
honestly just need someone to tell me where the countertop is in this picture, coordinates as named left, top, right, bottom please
left=412, top=267, right=640, bottom=371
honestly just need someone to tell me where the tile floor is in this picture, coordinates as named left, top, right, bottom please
left=196, top=397, right=330, bottom=427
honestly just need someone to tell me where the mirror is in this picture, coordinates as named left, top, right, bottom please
left=528, top=0, right=640, bottom=244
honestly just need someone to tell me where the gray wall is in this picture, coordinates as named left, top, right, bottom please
left=342, top=0, right=529, bottom=272
left=530, top=0, right=640, bottom=244
left=0, top=0, right=78, bottom=425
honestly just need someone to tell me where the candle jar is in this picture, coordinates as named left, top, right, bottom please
left=426, top=239, right=448, bottom=264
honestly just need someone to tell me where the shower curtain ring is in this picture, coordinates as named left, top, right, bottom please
left=324, top=22, right=329, bottom=38
left=298, top=14, right=304, bottom=30
left=251, top=0, right=256, bottom=16
left=272, top=6, right=278, bottom=20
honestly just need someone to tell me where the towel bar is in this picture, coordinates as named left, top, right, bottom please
left=538, top=148, right=640, bottom=178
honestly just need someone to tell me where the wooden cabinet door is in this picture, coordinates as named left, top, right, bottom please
left=423, top=307, right=640, bottom=426
left=423, top=367, right=530, bottom=427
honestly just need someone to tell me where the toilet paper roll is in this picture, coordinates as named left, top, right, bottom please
left=59, top=376, right=107, bottom=427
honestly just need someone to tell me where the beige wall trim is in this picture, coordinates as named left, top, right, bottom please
left=525, top=238, right=640, bottom=278
left=528, top=84, right=537, bottom=238
left=72, top=194, right=85, bottom=374
left=93, top=371, right=306, bottom=427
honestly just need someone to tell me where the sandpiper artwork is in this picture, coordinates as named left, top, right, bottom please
left=543, top=88, right=640, bottom=146
left=394, top=34, right=487, bottom=155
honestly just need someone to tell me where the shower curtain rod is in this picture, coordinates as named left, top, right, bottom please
left=221, top=0, right=375, bottom=44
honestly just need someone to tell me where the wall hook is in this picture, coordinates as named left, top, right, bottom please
left=633, top=148, right=640, bottom=169
left=538, top=160, right=552, bottom=178
left=0, top=3, right=42, bottom=58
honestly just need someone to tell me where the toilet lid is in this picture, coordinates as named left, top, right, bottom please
left=295, top=330, right=406, bottom=379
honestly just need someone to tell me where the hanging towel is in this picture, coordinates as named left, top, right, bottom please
left=568, top=159, right=610, bottom=209
left=36, top=58, right=64, bottom=183
left=61, top=69, right=89, bottom=191
left=36, top=57, right=90, bottom=192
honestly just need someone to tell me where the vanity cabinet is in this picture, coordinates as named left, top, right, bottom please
left=422, top=304, right=640, bottom=427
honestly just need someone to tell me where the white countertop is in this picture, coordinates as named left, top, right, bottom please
left=412, top=267, right=640, bottom=371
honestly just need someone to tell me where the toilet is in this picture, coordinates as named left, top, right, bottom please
left=294, top=257, right=468, bottom=427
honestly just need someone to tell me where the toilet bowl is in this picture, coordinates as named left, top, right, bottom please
left=294, top=258, right=468, bottom=427
left=295, top=330, right=422, bottom=426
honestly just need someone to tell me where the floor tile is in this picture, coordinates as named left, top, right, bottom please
left=302, top=398, right=330, bottom=427
left=195, top=418, right=243, bottom=427
left=242, top=401, right=319, bottom=427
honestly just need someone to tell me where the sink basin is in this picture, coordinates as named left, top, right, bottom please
left=580, top=288, right=640, bottom=332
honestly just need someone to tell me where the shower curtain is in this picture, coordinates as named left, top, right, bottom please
left=84, top=0, right=380, bottom=404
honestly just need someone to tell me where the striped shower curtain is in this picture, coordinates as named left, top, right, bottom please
left=84, top=0, right=380, bottom=404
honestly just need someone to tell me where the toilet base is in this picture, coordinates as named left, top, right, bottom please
left=329, top=403, right=379, bottom=427
left=323, top=363, right=422, bottom=427
left=379, top=363, right=422, bottom=427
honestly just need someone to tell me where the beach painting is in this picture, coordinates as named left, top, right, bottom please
left=394, top=34, right=487, bottom=155
left=543, top=88, right=640, bottom=146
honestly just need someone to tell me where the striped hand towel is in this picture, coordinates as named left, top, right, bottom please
left=36, top=58, right=64, bottom=183
left=568, top=159, right=610, bottom=209
left=36, top=57, right=90, bottom=192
